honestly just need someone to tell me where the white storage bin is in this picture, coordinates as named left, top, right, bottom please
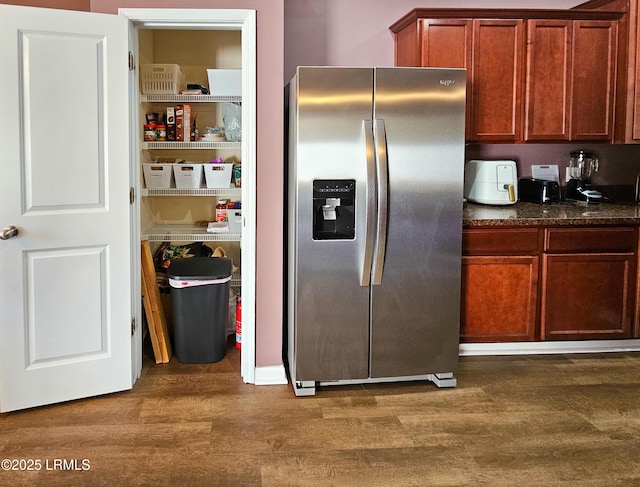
left=142, top=163, right=173, bottom=189
left=173, top=163, right=203, bottom=189
left=204, top=163, right=233, bottom=188
left=141, top=64, right=185, bottom=95
left=207, top=69, right=242, bottom=96
left=226, top=209, right=242, bottom=233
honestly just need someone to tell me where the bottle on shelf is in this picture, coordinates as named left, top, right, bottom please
left=216, top=199, right=229, bottom=222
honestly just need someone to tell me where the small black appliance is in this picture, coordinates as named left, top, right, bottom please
left=518, top=178, right=560, bottom=204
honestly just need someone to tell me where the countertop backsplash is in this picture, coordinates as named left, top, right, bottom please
left=465, top=144, right=640, bottom=199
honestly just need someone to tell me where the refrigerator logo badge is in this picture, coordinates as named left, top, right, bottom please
left=440, top=80, right=456, bottom=86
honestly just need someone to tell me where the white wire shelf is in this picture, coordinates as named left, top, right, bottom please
left=140, top=94, right=241, bottom=104
left=143, top=224, right=241, bottom=243
left=141, top=141, right=241, bottom=150
left=141, top=187, right=242, bottom=197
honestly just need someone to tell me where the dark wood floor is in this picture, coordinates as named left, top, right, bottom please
left=2, top=340, right=640, bottom=486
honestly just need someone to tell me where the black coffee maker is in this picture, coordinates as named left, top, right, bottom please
left=566, top=150, right=603, bottom=203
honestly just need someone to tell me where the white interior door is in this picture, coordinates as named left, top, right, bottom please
left=0, top=5, right=132, bottom=412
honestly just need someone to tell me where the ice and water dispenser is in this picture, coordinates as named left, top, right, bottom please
left=312, top=179, right=355, bottom=240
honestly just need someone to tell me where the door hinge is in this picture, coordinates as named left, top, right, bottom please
left=131, top=318, right=136, bottom=336
left=130, top=187, right=135, bottom=204
left=128, top=52, right=135, bottom=71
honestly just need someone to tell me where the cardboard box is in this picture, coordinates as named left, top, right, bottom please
left=183, top=104, right=191, bottom=142
left=207, top=69, right=242, bottom=96
left=176, top=105, right=184, bottom=142
left=166, top=106, right=175, bottom=141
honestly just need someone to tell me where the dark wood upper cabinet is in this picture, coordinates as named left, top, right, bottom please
left=390, top=8, right=625, bottom=143
left=525, top=20, right=572, bottom=141
left=413, top=19, right=472, bottom=136
left=525, top=19, right=618, bottom=142
left=472, top=20, right=524, bottom=142
left=570, top=20, right=618, bottom=141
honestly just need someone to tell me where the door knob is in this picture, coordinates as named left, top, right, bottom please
left=1, top=226, right=19, bottom=240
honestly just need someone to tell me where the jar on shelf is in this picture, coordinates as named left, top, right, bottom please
left=143, top=124, right=156, bottom=141
left=216, top=200, right=228, bottom=222
left=156, top=124, right=166, bottom=141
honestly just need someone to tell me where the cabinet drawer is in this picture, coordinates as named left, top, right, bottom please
left=545, top=227, right=637, bottom=253
left=463, top=228, right=541, bottom=255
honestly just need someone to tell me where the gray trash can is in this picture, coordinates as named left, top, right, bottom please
left=168, top=257, right=232, bottom=363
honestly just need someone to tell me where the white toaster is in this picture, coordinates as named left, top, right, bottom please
left=464, top=160, right=518, bottom=205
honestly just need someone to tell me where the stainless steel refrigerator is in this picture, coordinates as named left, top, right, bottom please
left=286, top=66, right=466, bottom=396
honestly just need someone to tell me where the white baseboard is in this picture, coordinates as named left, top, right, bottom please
left=254, top=364, right=288, bottom=385
left=460, top=339, right=640, bottom=356
left=252, top=342, right=640, bottom=387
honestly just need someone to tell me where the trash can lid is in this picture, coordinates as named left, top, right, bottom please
left=166, top=257, right=233, bottom=280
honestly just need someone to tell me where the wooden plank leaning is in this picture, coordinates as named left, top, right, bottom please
left=141, top=240, right=171, bottom=363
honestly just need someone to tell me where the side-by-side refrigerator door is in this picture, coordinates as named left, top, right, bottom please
left=369, top=67, right=467, bottom=378
left=291, top=67, right=373, bottom=382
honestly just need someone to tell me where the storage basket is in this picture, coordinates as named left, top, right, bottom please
left=207, top=69, right=242, bottom=96
left=173, top=163, right=203, bottom=189
left=226, top=209, right=242, bottom=233
left=204, top=163, right=233, bottom=188
left=142, top=163, right=174, bottom=189
left=141, top=64, right=185, bottom=95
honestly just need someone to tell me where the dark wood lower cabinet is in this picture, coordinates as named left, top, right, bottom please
left=461, top=228, right=540, bottom=342
left=541, top=227, right=637, bottom=340
left=461, top=255, right=538, bottom=342
left=462, top=225, right=638, bottom=343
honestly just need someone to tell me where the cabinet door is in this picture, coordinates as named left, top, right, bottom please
left=394, top=19, right=420, bottom=67
left=525, top=20, right=572, bottom=141
left=542, top=253, right=634, bottom=340
left=461, top=256, right=538, bottom=342
left=634, top=6, right=640, bottom=141
left=471, top=20, right=524, bottom=142
left=419, top=19, right=471, bottom=68
left=570, top=20, right=617, bottom=141
left=419, top=19, right=472, bottom=137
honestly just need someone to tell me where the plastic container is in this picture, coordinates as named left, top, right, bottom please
left=206, top=69, right=242, bottom=96
left=173, top=163, right=203, bottom=189
left=168, top=257, right=233, bottom=363
left=141, top=64, right=185, bottom=95
left=227, top=209, right=242, bottom=233
left=204, top=163, right=233, bottom=188
left=142, top=163, right=173, bottom=189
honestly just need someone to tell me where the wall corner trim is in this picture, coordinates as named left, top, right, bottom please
left=254, top=365, right=288, bottom=385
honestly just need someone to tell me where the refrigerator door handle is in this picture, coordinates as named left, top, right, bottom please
left=361, top=120, right=376, bottom=286
left=372, top=118, right=388, bottom=286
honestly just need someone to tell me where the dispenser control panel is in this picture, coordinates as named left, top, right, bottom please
left=312, top=179, right=355, bottom=240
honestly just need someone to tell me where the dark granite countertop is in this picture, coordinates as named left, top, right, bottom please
left=463, top=201, right=640, bottom=227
